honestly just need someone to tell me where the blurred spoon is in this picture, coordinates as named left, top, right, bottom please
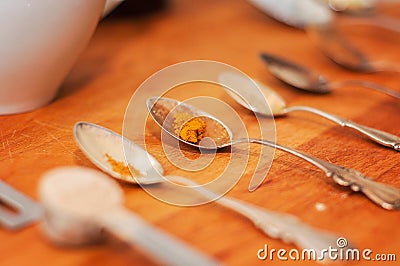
left=219, top=72, right=400, bottom=151
left=247, top=0, right=333, bottom=28
left=0, top=180, right=42, bottom=230
left=73, top=122, right=345, bottom=256
left=247, top=0, right=400, bottom=72
left=39, top=166, right=218, bottom=266
left=323, top=0, right=378, bottom=14
left=306, top=23, right=400, bottom=73
left=248, top=0, right=400, bottom=31
left=147, top=97, right=400, bottom=210
left=259, top=52, right=400, bottom=99
left=323, top=0, right=400, bottom=32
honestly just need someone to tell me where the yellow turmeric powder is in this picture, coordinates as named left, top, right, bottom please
left=179, top=117, right=206, bottom=144
left=105, top=154, right=141, bottom=178
left=172, top=113, right=207, bottom=144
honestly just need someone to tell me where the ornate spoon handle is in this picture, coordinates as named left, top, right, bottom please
left=308, top=159, right=400, bottom=211
left=284, top=105, right=400, bottom=151
left=168, top=175, right=342, bottom=255
left=230, top=138, right=400, bottom=210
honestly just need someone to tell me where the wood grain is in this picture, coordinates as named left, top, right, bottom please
left=1, top=0, right=399, bottom=265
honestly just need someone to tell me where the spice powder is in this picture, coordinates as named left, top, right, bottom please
left=105, top=153, right=141, bottom=178
left=172, top=113, right=206, bottom=144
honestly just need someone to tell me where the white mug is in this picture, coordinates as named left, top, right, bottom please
left=0, top=0, right=123, bottom=115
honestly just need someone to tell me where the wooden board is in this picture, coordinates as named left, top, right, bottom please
left=1, top=0, right=399, bottom=265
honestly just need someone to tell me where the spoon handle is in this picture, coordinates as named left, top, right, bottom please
left=299, top=155, right=400, bottom=211
left=284, top=105, right=400, bottom=151
left=328, top=80, right=400, bottom=99
left=232, top=138, right=400, bottom=210
left=99, top=207, right=219, bottom=266
left=167, top=175, right=342, bottom=254
left=369, top=60, right=400, bottom=74
left=339, top=14, right=400, bottom=35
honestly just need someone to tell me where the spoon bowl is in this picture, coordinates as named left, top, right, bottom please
left=261, top=54, right=331, bottom=93
left=260, top=52, right=400, bottom=98
left=247, top=0, right=333, bottom=28
left=146, top=97, right=233, bottom=150
left=74, top=122, right=164, bottom=185
left=324, top=0, right=378, bottom=14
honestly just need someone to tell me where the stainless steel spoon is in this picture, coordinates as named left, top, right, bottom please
left=323, top=0, right=378, bottom=14
left=247, top=0, right=333, bottom=28
left=248, top=0, right=400, bottom=32
left=306, top=23, right=400, bottom=73
left=259, top=52, right=400, bottom=99
left=219, top=72, right=400, bottom=151
left=324, top=0, right=400, bottom=32
left=247, top=0, right=400, bottom=72
left=0, top=180, right=42, bottom=230
left=39, top=166, right=219, bottom=266
left=73, top=121, right=345, bottom=257
left=147, top=97, right=400, bottom=210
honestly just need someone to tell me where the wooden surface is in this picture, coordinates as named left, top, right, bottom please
left=1, top=0, right=399, bottom=265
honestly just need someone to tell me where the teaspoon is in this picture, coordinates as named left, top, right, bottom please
left=259, top=52, right=400, bottom=99
left=323, top=0, right=377, bottom=14
left=147, top=97, right=400, bottom=210
left=39, top=166, right=219, bottom=266
left=73, top=121, right=345, bottom=257
left=219, top=72, right=400, bottom=151
left=248, top=0, right=400, bottom=32
left=324, top=0, right=400, bottom=33
left=247, top=0, right=400, bottom=73
left=306, top=23, right=400, bottom=73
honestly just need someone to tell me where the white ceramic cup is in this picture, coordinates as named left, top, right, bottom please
left=0, top=0, right=123, bottom=115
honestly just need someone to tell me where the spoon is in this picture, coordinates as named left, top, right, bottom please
left=324, top=0, right=400, bottom=33
left=259, top=52, right=400, bottom=99
left=219, top=72, right=400, bottom=151
left=248, top=0, right=333, bottom=28
left=323, top=0, right=378, bottom=14
left=247, top=0, right=400, bottom=72
left=147, top=97, right=400, bottom=210
left=305, top=23, right=400, bottom=73
left=73, top=121, right=348, bottom=257
left=248, top=0, right=400, bottom=32
left=0, top=180, right=42, bottom=230
left=39, top=165, right=219, bottom=266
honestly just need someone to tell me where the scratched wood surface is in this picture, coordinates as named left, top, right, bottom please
left=1, top=0, right=399, bottom=265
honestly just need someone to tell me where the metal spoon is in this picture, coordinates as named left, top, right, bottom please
left=39, top=165, right=219, bottom=266
left=0, top=180, right=42, bottom=230
left=248, top=0, right=400, bottom=32
left=219, top=72, right=400, bottom=151
left=323, top=0, right=378, bottom=14
left=247, top=0, right=333, bottom=28
left=324, top=0, right=400, bottom=33
left=259, top=52, right=400, bottom=99
left=73, top=121, right=348, bottom=256
left=305, top=23, right=400, bottom=73
left=247, top=0, right=400, bottom=72
left=147, top=97, right=400, bottom=210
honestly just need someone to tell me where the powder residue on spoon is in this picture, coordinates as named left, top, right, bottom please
left=105, top=154, right=141, bottom=178
left=179, top=118, right=206, bottom=143
left=173, top=113, right=206, bottom=144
